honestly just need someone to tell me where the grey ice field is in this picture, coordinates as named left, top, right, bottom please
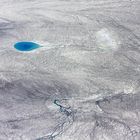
left=0, top=0, right=140, bottom=140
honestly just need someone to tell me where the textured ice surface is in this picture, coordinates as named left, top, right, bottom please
left=0, top=0, right=140, bottom=140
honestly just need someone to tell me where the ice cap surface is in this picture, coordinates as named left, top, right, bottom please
left=0, top=0, right=140, bottom=140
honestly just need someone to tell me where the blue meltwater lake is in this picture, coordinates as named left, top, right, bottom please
left=14, top=42, right=40, bottom=51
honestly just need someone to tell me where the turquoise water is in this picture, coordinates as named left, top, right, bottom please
left=14, top=42, right=40, bottom=51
